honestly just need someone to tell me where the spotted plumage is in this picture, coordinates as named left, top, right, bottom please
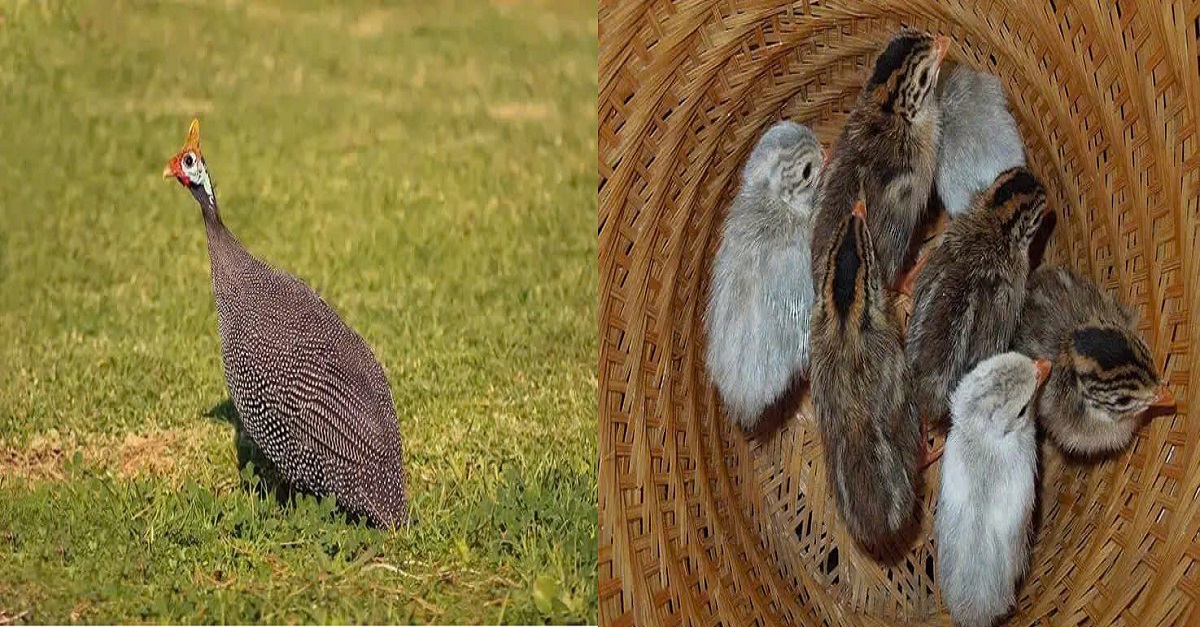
left=163, top=120, right=409, bottom=528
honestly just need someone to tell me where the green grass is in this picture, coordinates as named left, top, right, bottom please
left=0, top=0, right=598, bottom=623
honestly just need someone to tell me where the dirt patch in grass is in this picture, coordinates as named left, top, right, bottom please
left=487, top=101, right=554, bottom=122
left=0, top=424, right=228, bottom=484
left=350, top=9, right=390, bottom=38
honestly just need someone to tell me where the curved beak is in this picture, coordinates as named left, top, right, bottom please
left=933, top=35, right=951, bottom=65
left=1033, top=359, right=1052, bottom=386
left=1149, top=384, right=1175, bottom=409
left=162, top=164, right=174, bottom=180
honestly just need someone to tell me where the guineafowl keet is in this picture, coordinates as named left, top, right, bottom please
left=935, top=65, right=1027, bottom=217
left=163, top=119, right=409, bottom=528
left=1014, top=266, right=1175, bottom=456
left=812, top=30, right=949, bottom=293
left=705, top=121, right=824, bottom=430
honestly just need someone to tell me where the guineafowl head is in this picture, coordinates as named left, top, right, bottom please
left=985, top=167, right=1050, bottom=252
left=951, top=353, right=1049, bottom=437
left=163, top=118, right=214, bottom=205
left=865, top=30, right=949, bottom=121
left=1056, top=324, right=1174, bottom=419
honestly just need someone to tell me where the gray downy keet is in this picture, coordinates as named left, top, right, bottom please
left=936, top=65, right=1027, bottom=217
left=937, top=352, right=1048, bottom=627
left=705, top=121, right=824, bottom=429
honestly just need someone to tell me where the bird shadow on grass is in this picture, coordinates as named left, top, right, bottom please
left=204, top=398, right=297, bottom=507
left=204, top=398, right=240, bottom=428
left=202, top=398, right=376, bottom=528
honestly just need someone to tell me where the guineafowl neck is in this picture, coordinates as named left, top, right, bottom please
left=190, top=181, right=224, bottom=229
left=191, top=184, right=250, bottom=283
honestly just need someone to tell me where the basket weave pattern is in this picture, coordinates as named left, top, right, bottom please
left=598, top=1, right=1200, bottom=625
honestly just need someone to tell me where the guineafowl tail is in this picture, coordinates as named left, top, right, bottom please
left=353, top=457, right=410, bottom=530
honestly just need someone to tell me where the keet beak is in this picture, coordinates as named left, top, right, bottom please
left=1149, top=384, right=1176, bottom=409
left=1033, top=359, right=1052, bottom=386
left=933, top=35, right=950, bottom=65
left=852, top=200, right=867, bottom=221
left=820, top=144, right=828, bottom=161
left=162, top=164, right=174, bottom=180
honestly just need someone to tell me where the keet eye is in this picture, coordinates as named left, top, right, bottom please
left=918, top=69, right=929, bottom=87
left=183, top=153, right=195, bottom=168
left=802, top=163, right=813, bottom=180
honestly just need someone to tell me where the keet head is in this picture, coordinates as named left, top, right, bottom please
left=163, top=119, right=214, bottom=203
left=822, top=199, right=876, bottom=330
left=1063, top=324, right=1174, bottom=419
left=866, top=30, right=950, bottom=119
left=986, top=167, right=1049, bottom=250
left=775, top=135, right=824, bottom=209
left=951, top=352, right=1049, bottom=435
left=743, top=121, right=824, bottom=208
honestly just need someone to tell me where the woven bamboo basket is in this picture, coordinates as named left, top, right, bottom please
left=598, top=1, right=1200, bottom=625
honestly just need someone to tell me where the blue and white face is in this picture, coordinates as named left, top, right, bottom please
left=163, top=119, right=215, bottom=203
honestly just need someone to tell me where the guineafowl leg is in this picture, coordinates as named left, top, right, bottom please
left=896, top=252, right=929, bottom=297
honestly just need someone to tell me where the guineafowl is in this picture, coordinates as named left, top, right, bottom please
left=705, top=121, right=824, bottom=430
left=935, top=64, right=1027, bottom=217
left=162, top=119, right=409, bottom=529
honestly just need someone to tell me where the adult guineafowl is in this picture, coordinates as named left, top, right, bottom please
left=162, top=119, right=409, bottom=529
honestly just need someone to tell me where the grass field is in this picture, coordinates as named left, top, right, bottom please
left=0, top=0, right=597, bottom=623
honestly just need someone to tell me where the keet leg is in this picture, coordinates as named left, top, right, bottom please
left=918, top=416, right=943, bottom=470
left=896, top=252, right=929, bottom=297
